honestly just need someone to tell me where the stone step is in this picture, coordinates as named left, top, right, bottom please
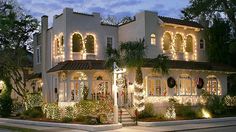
left=122, top=122, right=137, bottom=127
left=121, top=118, right=134, bottom=122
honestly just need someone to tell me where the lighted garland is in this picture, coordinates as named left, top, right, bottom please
left=167, top=77, right=176, bottom=88
left=133, top=82, right=145, bottom=111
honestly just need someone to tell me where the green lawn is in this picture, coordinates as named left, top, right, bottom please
left=0, top=125, right=38, bottom=132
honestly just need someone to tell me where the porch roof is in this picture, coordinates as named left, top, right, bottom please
left=145, top=60, right=236, bottom=73
left=47, top=60, right=236, bottom=73
left=47, top=60, right=106, bottom=73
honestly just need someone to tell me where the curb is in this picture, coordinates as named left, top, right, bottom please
left=0, top=118, right=122, bottom=131
left=138, top=117, right=236, bottom=127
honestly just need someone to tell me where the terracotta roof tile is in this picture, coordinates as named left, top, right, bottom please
left=159, top=16, right=203, bottom=28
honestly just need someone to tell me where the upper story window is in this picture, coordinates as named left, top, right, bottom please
left=163, top=32, right=172, bottom=51
left=107, top=37, right=113, bottom=49
left=200, top=39, right=205, bottom=50
left=185, top=35, right=193, bottom=52
left=85, top=35, right=95, bottom=53
left=175, top=34, right=183, bottom=52
left=72, top=33, right=83, bottom=52
left=55, top=35, right=64, bottom=55
left=150, top=34, right=156, bottom=45
left=36, top=46, right=40, bottom=64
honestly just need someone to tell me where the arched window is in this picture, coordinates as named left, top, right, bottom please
left=177, top=74, right=195, bottom=95
left=85, top=35, right=95, bottom=53
left=175, top=34, right=183, bottom=52
left=200, top=39, right=205, bottom=50
left=186, top=35, right=193, bottom=52
left=151, top=34, right=156, bottom=45
left=60, top=35, right=64, bottom=53
left=207, top=75, right=221, bottom=95
left=55, top=38, right=60, bottom=55
left=71, top=72, right=88, bottom=101
left=72, top=72, right=88, bottom=80
left=72, top=33, right=83, bottom=52
left=163, top=32, right=172, bottom=51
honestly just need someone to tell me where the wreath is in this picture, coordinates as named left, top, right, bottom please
left=196, top=78, right=204, bottom=89
left=167, top=77, right=176, bottom=88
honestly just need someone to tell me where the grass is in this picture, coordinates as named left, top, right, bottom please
left=0, top=125, right=38, bottom=132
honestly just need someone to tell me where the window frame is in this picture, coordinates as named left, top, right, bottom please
left=177, top=75, right=196, bottom=96
left=106, top=36, right=113, bottom=49
left=200, top=39, right=205, bottom=50
left=150, top=34, right=156, bottom=45
left=147, top=76, right=167, bottom=96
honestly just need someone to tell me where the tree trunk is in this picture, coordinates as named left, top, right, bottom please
left=135, top=66, right=143, bottom=85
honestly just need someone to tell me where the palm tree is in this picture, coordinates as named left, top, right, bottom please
left=105, top=39, right=169, bottom=111
left=120, top=39, right=145, bottom=85
left=152, top=54, right=169, bottom=75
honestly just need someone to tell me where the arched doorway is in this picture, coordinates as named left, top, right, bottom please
left=70, top=72, right=88, bottom=101
left=92, top=72, right=111, bottom=100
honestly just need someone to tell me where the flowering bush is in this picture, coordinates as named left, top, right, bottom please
left=25, top=93, right=43, bottom=110
left=43, top=103, right=61, bottom=120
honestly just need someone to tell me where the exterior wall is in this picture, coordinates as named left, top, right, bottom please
left=33, top=33, right=42, bottom=73
left=51, top=8, right=118, bottom=64
left=33, top=8, right=228, bottom=104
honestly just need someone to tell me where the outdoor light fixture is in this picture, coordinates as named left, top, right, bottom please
left=202, top=108, right=211, bottom=118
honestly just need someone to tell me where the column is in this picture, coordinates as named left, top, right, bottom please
left=87, top=71, right=93, bottom=100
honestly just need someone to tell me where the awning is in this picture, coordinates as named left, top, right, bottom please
left=47, top=59, right=236, bottom=74
left=47, top=60, right=106, bottom=73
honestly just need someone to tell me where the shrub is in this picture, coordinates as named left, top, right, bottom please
left=202, top=91, right=226, bottom=115
left=65, top=106, right=74, bottom=119
left=43, top=103, right=61, bottom=120
left=74, top=99, right=113, bottom=124
left=75, top=114, right=86, bottom=122
left=25, top=93, right=43, bottom=110
left=138, top=103, right=155, bottom=119
left=62, top=117, right=73, bottom=123
left=0, top=95, right=13, bottom=117
left=23, top=107, right=43, bottom=118
left=175, top=103, right=197, bottom=119
left=0, top=79, right=13, bottom=117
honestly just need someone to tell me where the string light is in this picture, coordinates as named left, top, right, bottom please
left=161, top=31, right=197, bottom=61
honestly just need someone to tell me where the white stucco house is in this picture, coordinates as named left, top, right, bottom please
left=32, top=8, right=236, bottom=109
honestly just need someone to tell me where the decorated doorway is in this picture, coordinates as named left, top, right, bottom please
left=92, top=72, right=111, bottom=100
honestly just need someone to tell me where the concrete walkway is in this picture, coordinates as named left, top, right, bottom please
left=113, top=117, right=236, bottom=132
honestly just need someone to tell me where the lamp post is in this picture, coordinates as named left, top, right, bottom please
left=113, top=62, right=126, bottom=124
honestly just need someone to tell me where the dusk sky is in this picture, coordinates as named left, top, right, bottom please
left=17, top=0, right=189, bottom=25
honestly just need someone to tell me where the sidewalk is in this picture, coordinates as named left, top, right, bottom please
left=113, top=117, right=236, bottom=132
left=0, top=118, right=121, bottom=132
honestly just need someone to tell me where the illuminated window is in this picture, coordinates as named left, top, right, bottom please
left=107, top=37, right=113, bottom=49
left=200, top=39, right=205, bottom=50
left=60, top=35, right=64, bottom=53
left=175, top=34, right=183, bottom=52
left=151, top=34, right=156, bottom=45
left=186, top=35, right=193, bottom=52
left=177, top=74, right=196, bottom=95
left=148, top=77, right=167, bottom=96
left=85, top=35, right=95, bottom=53
left=163, top=32, right=172, bottom=50
left=207, top=75, right=221, bottom=95
left=72, top=33, right=83, bottom=52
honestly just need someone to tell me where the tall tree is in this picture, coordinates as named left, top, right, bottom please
left=205, top=17, right=231, bottom=63
left=182, top=0, right=236, bottom=37
left=0, top=0, right=38, bottom=102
